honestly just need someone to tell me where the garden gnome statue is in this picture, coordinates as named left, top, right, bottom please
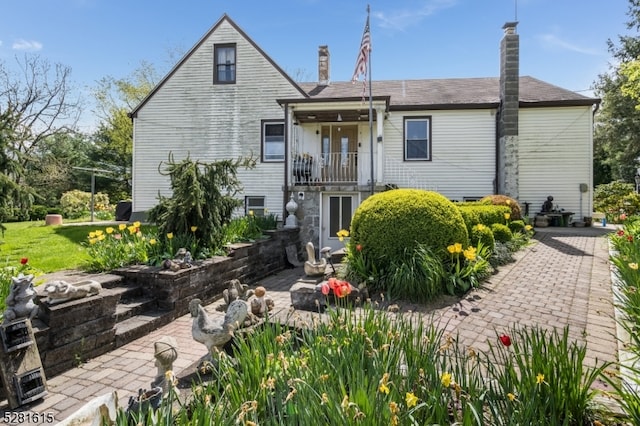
left=250, top=286, right=274, bottom=317
left=151, top=336, right=179, bottom=394
left=3, top=274, right=39, bottom=324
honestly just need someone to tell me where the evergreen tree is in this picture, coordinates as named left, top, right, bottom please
left=594, top=0, right=640, bottom=183
left=148, top=153, right=256, bottom=251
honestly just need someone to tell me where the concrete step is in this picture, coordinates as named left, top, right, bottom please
left=114, top=309, right=174, bottom=348
left=115, top=296, right=157, bottom=323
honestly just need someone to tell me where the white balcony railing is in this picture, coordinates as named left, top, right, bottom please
left=292, top=152, right=358, bottom=185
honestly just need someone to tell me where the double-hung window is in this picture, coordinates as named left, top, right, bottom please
left=262, top=120, right=285, bottom=162
left=214, top=44, right=236, bottom=84
left=404, top=116, right=432, bottom=161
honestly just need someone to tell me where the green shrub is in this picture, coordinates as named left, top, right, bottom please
left=491, top=223, right=513, bottom=243
left=29, top=205, right=48, bottom=221
left=508, top=219, right=525, bottom=234
left=470, top=223, right=495, bottom=252
left=457, top=204, right=511, bottom=233
left=594, top=181, right=640, bottom=222
left=480, top=194, right=523, bottom=220
left=349, top=189, right=469, bottom=273
left=60, top=190, right=110, bottom=219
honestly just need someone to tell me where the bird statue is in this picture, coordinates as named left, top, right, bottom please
left=189, top=298, right=248, bottom=361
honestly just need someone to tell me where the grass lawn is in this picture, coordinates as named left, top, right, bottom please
left=0, top=221, right=108, bottom=273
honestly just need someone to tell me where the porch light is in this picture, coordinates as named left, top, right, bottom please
left=307, top=114, right=316, bottom=120
left=337, top=113, right=342, bottom=122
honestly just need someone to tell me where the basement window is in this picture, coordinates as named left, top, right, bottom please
left=245, top=196, right=266, bottom=217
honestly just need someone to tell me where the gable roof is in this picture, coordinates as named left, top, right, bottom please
left=130, top=14, right=308, bottom=118
left=293, top=76, right=599, bottom=110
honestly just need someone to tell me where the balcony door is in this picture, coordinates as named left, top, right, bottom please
left=321, top=125, right=358, bottom=183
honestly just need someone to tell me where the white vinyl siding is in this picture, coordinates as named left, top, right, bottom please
left=132, top=19, right=303, bottom=219
left=518, top=106, right=594, bottom=217
left=382, top=109, right=496, bottom=201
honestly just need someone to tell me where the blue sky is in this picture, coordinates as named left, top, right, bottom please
left=0, top=0, right=632, bottom=131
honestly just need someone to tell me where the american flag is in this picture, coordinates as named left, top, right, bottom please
left=351, top=14, right=371, bottom=84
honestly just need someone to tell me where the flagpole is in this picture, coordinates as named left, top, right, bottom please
left=367, top=4, right=374, bottom=196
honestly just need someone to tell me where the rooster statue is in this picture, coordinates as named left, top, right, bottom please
left=189, top=298, right=248, bottom=360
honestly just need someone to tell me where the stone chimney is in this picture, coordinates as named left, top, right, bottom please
left=497, top=21, right=519, bottom=197
left=318, top=45, right=330, bottom=86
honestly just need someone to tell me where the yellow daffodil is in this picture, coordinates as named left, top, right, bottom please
left=388, top=401, right=399, bottom=414
left=88, top=231, right=96, bottom=238
left=127, top=225, right=136, bottom=234
left=507, top=392, right=516, bottom=401
left=133, top=221, right=141, bottom=228
left=630, top=263, right=639, bottom=270
left=98, top=234, right=106, bottom=241
left=525, top=224, right=533, bottom=231
left=504, top=213, right=511, bottom=220
left=167, top=232, right=174, bottom=240
left=191, top=226, right=198, bottom=232
left=379, top=383, right=390, bottom=394
left=405, top=392, right=418, bottom=407
left=149, top=238, right=157, bottom=245
left=336, top=229, right=350, bottom=238
left=105, top=227, right=114, bottom=234
left=441, top=372, right=452, bottom=388
left=447, top=243, right=463, bottom=254
left=341, top=395, right=349, bottom=410
left=463, top=246, right=477, bottom=261
left=95, top=230, right=104, bottom=236
left=119, top=224, right=127, bottom=231
left=536, top=373, right=545, bottom=385
left=89, top=238, right=97, bottom=245
left=321, top=393, right=328, bottom=405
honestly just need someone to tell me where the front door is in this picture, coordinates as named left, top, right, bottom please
left=321, top=193, right=358, bottom=252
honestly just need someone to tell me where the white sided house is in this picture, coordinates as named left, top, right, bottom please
left=130, top=16, right=599, bottom=252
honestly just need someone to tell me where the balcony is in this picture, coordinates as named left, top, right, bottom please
left=292, top=152, right=358, bottom=185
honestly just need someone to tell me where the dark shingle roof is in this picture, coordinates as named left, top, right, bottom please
left=296, top=76, right=598, bottom=108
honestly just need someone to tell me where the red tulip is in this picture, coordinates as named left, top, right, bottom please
left=499, top=334, right=512, bottom=347
left=20, top=258, right=28, bottom=265
left=320, top=282, right=330, bottom=295
left=618, top=230, right=625, bottom=236
left=356, top=244, right=363, bottom=252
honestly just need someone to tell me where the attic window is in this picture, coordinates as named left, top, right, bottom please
left=214, top=44, right=236, bottom=84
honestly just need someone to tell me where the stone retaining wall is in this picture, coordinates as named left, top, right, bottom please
left=32, top=228, right=301, bottom=377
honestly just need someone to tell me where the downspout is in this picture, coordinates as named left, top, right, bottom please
left=283, top=103, right=290, bottom=220
left=494, top=105, right=500, bottom=195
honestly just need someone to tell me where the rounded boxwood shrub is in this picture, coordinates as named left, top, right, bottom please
left=480, top=194, right=522, bottom=220
left=349, top=189, right=469, bottom=272
left=508, top=219, right=525, bottom=234
left=491, top=223, right=513, bottom=243
left=470, top=223, right=495, bottom=252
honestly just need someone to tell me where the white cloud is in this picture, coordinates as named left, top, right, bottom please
left=374, top=0, right=457, bottom=32
left=12, top=39, right=43, bottom=51
left=538, top=34, right=601, bottom=56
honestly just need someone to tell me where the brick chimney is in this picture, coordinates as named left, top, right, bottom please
left=497, top=21, right=519, bottom=197
left=318, top=45, right=330, bottom=86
